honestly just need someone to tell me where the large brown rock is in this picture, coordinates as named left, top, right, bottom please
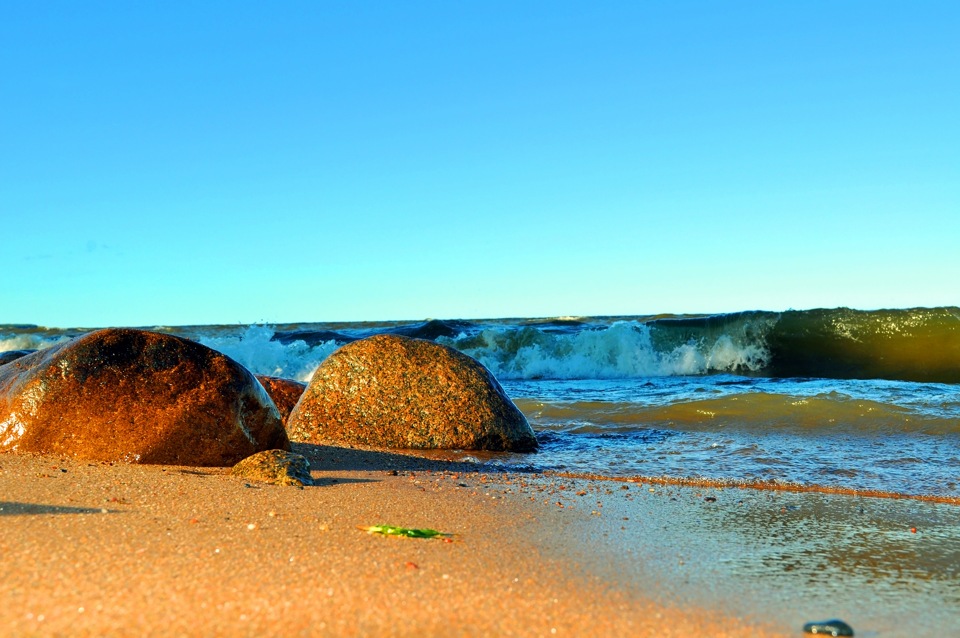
left=0, top=329, right=288, bottom=465
left=255, top=375, right=306, bottom=425
left=286, top=334, right=537, bottom=452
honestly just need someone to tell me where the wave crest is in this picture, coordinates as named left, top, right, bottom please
left=196, top=325, right=337, bottom=382
left=441, top=321, right=770, bottom=379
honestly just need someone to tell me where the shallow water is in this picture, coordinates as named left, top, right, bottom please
left=570, top=482, right=960, bottom=637
left=505, top=376, right=960, bottom=498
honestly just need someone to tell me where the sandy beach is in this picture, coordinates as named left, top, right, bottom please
left=0, top=445, right=795, bottom=638
left=3, top=444, right=959, bottom=637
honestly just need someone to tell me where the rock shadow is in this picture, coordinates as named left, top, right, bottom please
left=292, top=442, right=540, bottom=475
left=0, top=501, right=114, bottom=516
left=236, top=476, right=377, bottom=488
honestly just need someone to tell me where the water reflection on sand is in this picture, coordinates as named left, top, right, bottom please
left=560, top=483, right=960, bottom=638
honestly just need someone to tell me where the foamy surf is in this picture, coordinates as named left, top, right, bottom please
left=441, top=321, right=770, bottom=379
left=194, top=325, right=338, bottom=382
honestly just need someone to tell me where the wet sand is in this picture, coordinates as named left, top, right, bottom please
left=2, top=445, right=957, bottom=637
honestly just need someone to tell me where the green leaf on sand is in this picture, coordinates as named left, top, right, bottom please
left=360, top=524, right=450, bottom=539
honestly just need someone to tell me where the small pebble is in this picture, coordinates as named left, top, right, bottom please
left=803, top=619, right=854, bottom=636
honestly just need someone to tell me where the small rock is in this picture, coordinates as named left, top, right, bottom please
left=231, top=449, right=313, bottom=486
left=255, top=375, right=306, bottom=425
left=803, top=619, right=854, bottom=636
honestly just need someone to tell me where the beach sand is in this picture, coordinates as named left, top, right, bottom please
left=3, top=444, right=956, bottom=637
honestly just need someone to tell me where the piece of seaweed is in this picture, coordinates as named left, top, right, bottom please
left=360, top=524, right=450, bottom=539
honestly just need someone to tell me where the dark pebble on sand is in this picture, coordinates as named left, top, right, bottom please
left=803, top=619, right=854, bottom=636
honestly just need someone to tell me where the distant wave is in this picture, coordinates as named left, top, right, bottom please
left=443, top=307, right=960, bottom=382
left=761, top=307, right=960, bottom=382
left=3, top=307, right=959, bottom=383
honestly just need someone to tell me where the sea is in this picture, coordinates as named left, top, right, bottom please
left=2, top=307, right=959, bottom=501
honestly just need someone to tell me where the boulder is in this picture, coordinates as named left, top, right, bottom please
left=231, top=449, right=313, bottom=486
left=286, top=334, right=537, bottom=452
left=0, top=350, right=34, bottom=366
left=255, top=375, right=306, bottom=425
left=0, top=328, right=288, bottom=465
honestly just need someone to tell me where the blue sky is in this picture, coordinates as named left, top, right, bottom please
left=2, top=1, right=957, bottom=327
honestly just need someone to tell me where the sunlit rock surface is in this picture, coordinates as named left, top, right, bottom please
left=287, top=334, right=537, bottom=452
left=231, top=449, right=313, bottom=486
left=0, top=329, right=288, bottom=465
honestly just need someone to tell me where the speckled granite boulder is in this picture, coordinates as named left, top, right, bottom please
left=231, top=449, right=313, bottom=486
left=286, top=334, right=537, bottom=452
left=0, top=329, right=288, bottom=465
left=0, top=350, right=34, bottom=366
left=255, top=375, right=306, bottom=425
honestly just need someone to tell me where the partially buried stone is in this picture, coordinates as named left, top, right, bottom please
left=255, top=375, right=306, bottom=425
left=286, top=334, right=538, bottom=452
left=803, top=619, right=854, bottom=636
left=231, top=449, right=313, bottom=486
left=0, top=329, right=288, bottom=465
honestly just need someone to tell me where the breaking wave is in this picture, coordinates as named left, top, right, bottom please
left=4, top=306, right=959, bottom=383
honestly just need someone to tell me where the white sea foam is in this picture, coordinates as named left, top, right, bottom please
left=658, top=334, right=769, bottom=376
left=181, top=320, right=770, bottom=382
left=196, top=325, right=337, bottom=382
left=0, top=333, right=70, bottom=352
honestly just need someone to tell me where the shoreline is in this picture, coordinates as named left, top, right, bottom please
left=547, top=471, right=960, bottom=505
left=3, top=446, right=958, bottom=636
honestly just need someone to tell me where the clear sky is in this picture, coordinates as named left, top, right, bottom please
left=2, top=1, right=958, bottom=327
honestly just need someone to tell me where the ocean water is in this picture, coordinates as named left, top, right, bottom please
left=2, top=307, right=959, bottom=500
